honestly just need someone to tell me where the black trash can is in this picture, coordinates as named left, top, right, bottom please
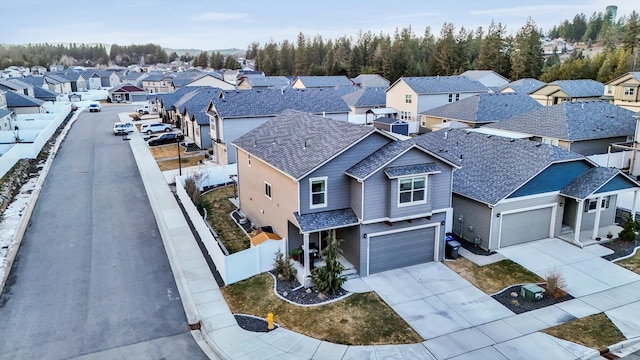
left=446, top=239, right=461, bottom=259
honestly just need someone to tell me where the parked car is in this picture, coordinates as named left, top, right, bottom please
left=113, top=122, right=134, bottom=135
left=88, top=102, right=101, bottom=112
left=135, top=104, right=154, bottom=114
left=140, top=122, right=172, bottom=134
left=147, top=133, right=185, bottom=146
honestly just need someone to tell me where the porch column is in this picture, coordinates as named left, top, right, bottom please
left=303, top=233, right=310, bottom=278
left=592, top=196, right=604, bottom=240
left=574, top=199, right=584, bottom=245
left=633, top=190, right=639, bottom=221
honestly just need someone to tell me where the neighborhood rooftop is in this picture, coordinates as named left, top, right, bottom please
left=396, top=76, right=487, bottom=94
left=501, top=78, right=546, bottom=94
left=232, top=109, right=375, bottom=179
left=547, top=79, right=605, bottom=98
left=560, top=167, right=626, bottom=200
left=342, top=86, right=387, bottom=107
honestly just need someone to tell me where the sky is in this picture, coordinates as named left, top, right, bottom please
left=0, top=0, right=637, bottom=51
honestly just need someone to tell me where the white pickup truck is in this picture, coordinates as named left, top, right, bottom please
left=135, top=104, right=155, bottom=115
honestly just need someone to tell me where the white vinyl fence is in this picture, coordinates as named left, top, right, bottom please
left=175, top=178, right=284, bottom=285
left=588, top=151, right=636, bottom=175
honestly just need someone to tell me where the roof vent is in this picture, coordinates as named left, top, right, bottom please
left=444, top=131, right=448, bottom=140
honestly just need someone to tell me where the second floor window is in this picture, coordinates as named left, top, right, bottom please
left=624, top=87, right=635, bottom=96
left=399, top=176, right=426, bottom=206
left=401, top=111, right=412, bottom=120
left=247, top=154, right=252, bottom=167
left=449, top=93, right=460, bottom=102
left=405, top=94, right=412, bottom=103
left=310, top=177, right=327, bottom=208
left=265, top=182, right=272, bottom=199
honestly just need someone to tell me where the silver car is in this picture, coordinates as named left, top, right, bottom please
left=140, top=122, right=172, bottom=135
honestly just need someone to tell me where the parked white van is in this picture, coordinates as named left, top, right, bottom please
left=113, top=122, right=134, bottom=135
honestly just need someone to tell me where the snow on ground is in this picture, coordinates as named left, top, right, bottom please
left=0, top=177, right=38, bottom=281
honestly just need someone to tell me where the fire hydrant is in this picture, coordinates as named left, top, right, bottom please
left=266, top=312, right=274, bottom=330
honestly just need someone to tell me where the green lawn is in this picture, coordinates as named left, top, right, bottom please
left=201, top=185, right=250, bottom=253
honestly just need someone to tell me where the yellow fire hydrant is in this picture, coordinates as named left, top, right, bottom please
left=266, top=312, right=274, bottom=330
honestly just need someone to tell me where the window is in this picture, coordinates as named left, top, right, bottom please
left=541, top=137, right=559, bottom=146
left=448, top=93, right=460, bottom=102
left=264, top=182, right=272, bottom=199
left=247, top=154, right=251, bottom=167
left=448, top=94, right=453, bottom=102
left=456, top=93, right=460, bottom=101
left=584, top=196, right=611, bottom=212
left=400, top=111, right=412, bottom=120
left=624, top=87, right=635, bottom=96
left=398, top=176, right=426, bottom=206
left=310, top=177, right=327, bottom=208
left=606, top=85, right=614, bottom=95
left=405, top=94, right=412, bottom=103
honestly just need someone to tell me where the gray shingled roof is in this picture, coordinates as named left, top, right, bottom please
left=33, top=86, right=58, bottom=100
left=17, top=76, right=45, bottom=87
left=295, top=76, right=353, bottom=88
left=233, top=109, right=375, bottom=179
left=178, top=87, right=221, bottom=125
left=421, top=93, right=542, bottom=124
left=346, top=140, right=413, bottom=180
left=241, top=76, right=290, bottom=88
left=342, top=86, right=387, bottom=107
left=500, top=78, right=546, bottom=94
left=157, top=86, right=213, bottom=109
left=413, top=129, right=585, bottom=205
left=549, top=80, right=604, bottom=98
left=294, top=209, right=360, bottom=233
left=5, top=90, right=45, bottom=107
left=397, top=76, right=487, bottom=95
left=486, top=101, right=636, bottom=141
left=212, top=88, right=349, bottom=118
left=142, top=72, right=175, bottom=82
left=560, top=167, right=621, bottom=199
left=352, top=74, right=390, bottom=88
left=384, top=163, right=441, bottom=178
left=0, top=109, right=10, bottom=118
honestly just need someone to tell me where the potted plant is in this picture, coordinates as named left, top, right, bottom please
left=289, top=248, right=302, bottom=262
left=606, top=231, right=613, bottom=239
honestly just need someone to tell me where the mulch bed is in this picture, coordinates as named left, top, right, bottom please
left=449, top=233, right=496, bottom=256
left=270, top=271, right=349, bottom=305
left=492, top=284, right=574, bottom=314
left=601, top=239, right=640, bottom=261
left=234, top=314, right=278, bottom=332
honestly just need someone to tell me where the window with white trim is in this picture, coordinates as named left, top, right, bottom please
left=398, top=176, right=426, bottom=206
left=405, top=94, right=412, bottom=103
left=541, top=137, right=559, bottom=146
left=264, top=182, right=272, bottom=199
left=606, top=85, right=614, bottom=95
left=624, top=87, right=635, bottom=96
left=310, top=177, right=327, bottom=208
left=247, top=154, right=251, bottom=167
left=584, top=196, right=611, bottom=212
left=400, top=111, right=412, bottom=120
left=448, top=93, right=461, bottom=103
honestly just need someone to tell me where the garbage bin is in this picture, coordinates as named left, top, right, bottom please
left=446, top=239, right=461, bottom=259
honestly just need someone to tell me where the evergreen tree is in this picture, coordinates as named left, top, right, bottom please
left=622, top=11, right=640, bottom=53
left=431, top=23, right=458, bottom=75
left=310, top=236, right=346, bottom=294
left=477, top=21, right=511, bottom=78
left=294, top=32, right=307, bottom=75
left=510, top=18, right=543, bottom=80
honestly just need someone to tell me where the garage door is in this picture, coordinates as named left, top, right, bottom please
left=500, top=207, right=553, bottom=248
left=369, top=227, right=435, bottom=274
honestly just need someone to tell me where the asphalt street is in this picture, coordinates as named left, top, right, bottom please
left=0, top=105, right=207, bottom=359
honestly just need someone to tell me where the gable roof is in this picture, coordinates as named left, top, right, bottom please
left=156, top=86, right=211, bottom=109
left=485, top=101, right=636, bottom=141
left=533, top=79, right=604, bottom=98
left=17, top=76, right=45, bottom=87
left=500, top=78, right=546, bottom=94
left=605, top=72, right=640, bottom=86
left=2, top=78, right=33, bottom=90
left=142, top=72, right=175, bottom=82
left=238, top=76, right=290, bottom=89
left=294, top=76, right=353, bottom=88
left=44, top=74, right=69, bottom=83
left=394, top=76, right=487, bottom=95
left=233, top=109, right=375, bottom=180
left=0, top=109, right=11, bottom=118
left=5, top=90, right=45, bottom=107
left=33, top=86, right=58, bottom=100
left=461, top=70, right=509, bottom=85
left=421, top=93, right=542, bottom=124
left=210, top=88, right=349, bottom=118
left=178, top=87, right=221, bottom=125
left=342, top=86, right=387, bottom=107
left=108, top=83, right=146, bottom=94
left=560, top=167, right=628, bottom=199
left=351, top=74, right=390, bottom=88
left=413, top=129, right=585, bottom=205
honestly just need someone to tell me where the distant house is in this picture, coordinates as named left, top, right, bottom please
left=44, top=74, right=72, bottom=94
left=0, top=79, right=35, bottom=97
left=419, top=92, right=542, bottom=131
left=351, top=74, right=390, bottom=88
left=529, top=79, right=604, bottom=105
left=155, top=86, right=210, bottom=125
left=416, top=129, right=639, bottom=250
left=385, top=76, right=488, bottom=133
left=108, top=84, right=147, bottom=103
left=461, top=70, right=509, bottom=89
left=141, top=72, right=175, bottom=93
left=33, top=87, right=58, bottom=102
left=236, top=76, right=291, bottom=90
left=121, top=71, right=145, bottom=87
left=603, top=72, right=640, bottom=112
left=499, top=78, right=546, bottom=94
left=292, top=75, right=354, bottom=89
left=96, top=70, right=122, bottom=88
left=30, top=65, right=47, bottom=76
left=4, top=90, right=45, bottom=114
left=208, top=88, right=350, bottom=165
left=175, top=87, right=219, bottom=149
left=342, top=86, right=387, bottom=124
left=233, top=110, right=457, bottom=282
left=49, top=64, right=64, bottom=72
left=372, top=117, right=409, bottom=136
left=174, top=72, right=234, bottom=90
left=81, top=71, right=103, bottom=90
left=485, top=101, right=636, bottom=156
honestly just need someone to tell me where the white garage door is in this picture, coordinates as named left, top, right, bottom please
left=369, top=227, right=436, bottom=275
left=500, top=207, right=553, bottom=248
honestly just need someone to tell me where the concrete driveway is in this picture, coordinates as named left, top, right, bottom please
left=498, top=238, right=640, bottom=297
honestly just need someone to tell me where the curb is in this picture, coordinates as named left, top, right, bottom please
left=0, top=108, right=79, bottom=295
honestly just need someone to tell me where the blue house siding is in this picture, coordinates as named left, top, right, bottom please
left=508, top=160, right=592, bottom=198
left=299, top=133, right=391, bottom=215
left=452, top=195, right=492, bottom=249
left=596, top=176, right=637, bottom=194
left=350, top=179, right=363, bottom=218
left=222, top=116, right=272, bottom=164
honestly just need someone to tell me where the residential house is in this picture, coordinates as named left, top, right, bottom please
left=5, top=90, right=45, bottom=114
left=108, top=84, right=147, bottom=103
left=419, top=93, right=542, bottom=131
left=351, top=74, right=390, bottom=88
left=529, top=79, right=604, bottom=105
left=415, top=129, right=639, bottom=250
left=385, top=76, right=488, bottom=133
left=156, top=86, right=214, bottom=125
left=484, top=101, right=636, bottom=156
left=81, top=71, right=103, bottom=90
left=236, top=76, right=290, bottom=90
left=208, top=88, right=350, bottom=165
left=49, top=64, right=64, bottom=72
left=0, top=90, right=11, bottom=131
left=342, top=86, right=387, bottom=124
left=461, top=70, right=510, bottom=90
left=603, top=72, right=640, bottom=112
left=121, top=71, right=145, bottom=87
left=141, top=72, right=175, bottom=93
left=0, top=79, right=35, bottom=97
left=57, top=71, right=87, bottom=92
left=499, top=78, right=546, bottom=94
left=174, top=87, right=219, bottom=149
left=292, top=75, right=354, bottom=89
left=174, top=72, right=234, bottom=90
left=30, top=66, right=47, bottom=76
left=33, top=87, right=58, bottom=102
left=44, top=74, right=72, bottom=94
left=233, top=110, right=457, bottom=284
left=95, top=70, right=121, bottom=88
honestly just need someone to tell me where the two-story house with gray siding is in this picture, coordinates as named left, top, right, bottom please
left=233, top=110, right=457, bottom=285
left=208, top=88, right=350, bottom=165
left=415, top=129, right=639, bottom=251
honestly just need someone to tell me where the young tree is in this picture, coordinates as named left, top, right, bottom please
left=310, top=236, right=346, bottom=294
left=510, top=18, right=544, bottom=80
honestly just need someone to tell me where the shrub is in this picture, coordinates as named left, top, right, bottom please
left=185, top=175, right=204, bottom=213
left=618, top=215, right=638, bottom=242
left=545, top=269, right=567, bottom=298
left=310, top=235, right=346, bottom=294
left=273, top=250, right=295, bottom=281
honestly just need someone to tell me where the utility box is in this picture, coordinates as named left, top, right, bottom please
left=521, top=284, right=545, bottom=301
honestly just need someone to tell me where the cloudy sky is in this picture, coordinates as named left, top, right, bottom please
left=0, top=0, right=636, bottom=51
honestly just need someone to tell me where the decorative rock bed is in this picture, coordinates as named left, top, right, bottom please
left=491, top=284, right=574, bottom=314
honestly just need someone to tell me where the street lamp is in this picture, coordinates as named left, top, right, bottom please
left=177, top=139, right=182, bottom=176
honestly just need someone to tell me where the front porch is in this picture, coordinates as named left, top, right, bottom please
left=557, top=224, right=624, bottom=247
left=291, top=255, right=358, bottom=288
